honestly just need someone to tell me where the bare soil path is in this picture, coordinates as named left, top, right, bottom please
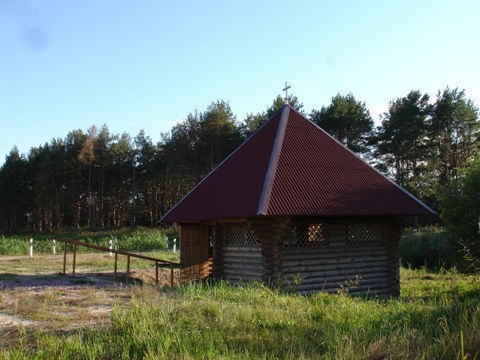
left=0, top=254, right=179, bottom=348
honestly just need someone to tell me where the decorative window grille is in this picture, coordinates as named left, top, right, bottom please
left=346, top=222, right=384, bottom=245
left=284, top=222, right=328, bottom=247
left=224, top=222, right=259, bottom=246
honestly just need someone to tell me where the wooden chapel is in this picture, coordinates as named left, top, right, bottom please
left=159, top=104, right=435, bottom=296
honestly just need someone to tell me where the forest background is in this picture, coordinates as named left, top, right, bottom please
left=1, top=87, right=479, bottom=268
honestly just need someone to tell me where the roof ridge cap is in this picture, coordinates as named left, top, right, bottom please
left=257, top=105, right=290, bottom=215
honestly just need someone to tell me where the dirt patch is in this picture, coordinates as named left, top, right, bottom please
left=0, top=254, right=180, bottom=348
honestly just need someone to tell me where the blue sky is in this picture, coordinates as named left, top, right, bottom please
left=1, top=1, right=479, bottom=166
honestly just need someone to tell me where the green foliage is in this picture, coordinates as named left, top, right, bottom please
left=400, top=227, right=454, bottom=270
left=440, top=157, right=480, bottom=271
left=1, top=88, right=478, bottom=239
left=240, top=112, right=268, bottom=138
left=198, top=100, right=243, bottom=172
left=431, top=87, right=480, bottom=186
left=310, top=93, right=374, bottom=154
left=371, top=87, right=479, bottom=212
left=373, top=90, right=433, bottom=198
left=5, top=270, right=480, bottom=359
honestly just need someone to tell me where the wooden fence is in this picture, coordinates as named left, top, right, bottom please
left=56, top=238, right=180, bottom=287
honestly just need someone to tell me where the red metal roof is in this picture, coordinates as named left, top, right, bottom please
left=159, top=105, right=435, bottom=223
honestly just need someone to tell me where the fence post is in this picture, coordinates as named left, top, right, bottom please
left=114, top=237, right=118, bottom=251
left=72, top=243, right=77, bottom=276
left=109, top=239, right=113, bottom=256
left=114, top=253, right=118, bottom=280
left=52, top=239, right=56, bottom=255
left=126, top=255, right=130, bottom=283
left=63, top=241, right=67, bottom=274
left=173, top=238, right=177, bottom=253
left=29, top=238, right=33, bottom=258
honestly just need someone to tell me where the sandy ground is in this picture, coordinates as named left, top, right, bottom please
left=0, top=255, right=180, bottom=348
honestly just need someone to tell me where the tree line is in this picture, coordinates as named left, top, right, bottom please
left=0, top=87, right=478, bottom=233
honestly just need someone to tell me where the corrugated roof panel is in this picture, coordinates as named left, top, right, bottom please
left=159, top=110, right=283, bottom=223
left=159, top=105, right=435, bottom=223
left=266, top=109, right=433, bottom=216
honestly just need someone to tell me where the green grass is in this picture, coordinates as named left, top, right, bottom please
left=0, top=227, right=179, bottom=256
left=1, top=228, right=479, bottom=359
left=2, top=268, right=479, bottom=359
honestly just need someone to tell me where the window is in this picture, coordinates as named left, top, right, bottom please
left=284, top=221, right=328, bottom=247
left=224, top=222, right=259, bottom=246
left=346, top=222, right=384, bottom=245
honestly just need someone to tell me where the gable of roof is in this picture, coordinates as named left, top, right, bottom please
left=159, top=105, right=435, bottom=223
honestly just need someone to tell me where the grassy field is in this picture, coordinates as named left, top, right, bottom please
left=0, top=260, right=479, bottom=359
left=0, top=229, right=479, bottom=359
left=0, top=227, right=179, bottom=256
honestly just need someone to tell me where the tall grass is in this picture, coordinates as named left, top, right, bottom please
left=400, top=226, right=455, bottom=270
left=4, top=270, right=480, bottom=359
left=0, top=227, right=175, bottom=256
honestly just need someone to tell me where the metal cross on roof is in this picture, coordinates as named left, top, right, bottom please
left=282, top=81, right=291, bottom=105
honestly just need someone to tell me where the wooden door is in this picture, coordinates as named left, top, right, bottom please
left=180, top=224, right=210, bottom=280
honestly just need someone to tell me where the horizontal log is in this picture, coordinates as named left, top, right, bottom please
left=222, top=250, right=262, bottom=257
left=222, top=255, right=264, bottom=265
left=293, top=278, right=391, bottom=292
left=296, top=286, right=393, bottom=296
left=282, top=254, right=389, bottom=268
left=226, top=279, right=262, bottom=286
left=283, top=273, right=391, bottom=284
left=223, top=245, right=261, bottom=253
left=283, top=272, right=390, bottom=285
left=282, top=245, right=387, bottom=258
left=223, top=263, right=264, bottom=271
left=282, top=261, right=390, bottom=274
left=222, top=273, right=263, bottom=282
left=318, top=277, right=391, bottom=289
left=223, top=267, right=264, bottom=277
left=282, top=253, right=388, bottom=264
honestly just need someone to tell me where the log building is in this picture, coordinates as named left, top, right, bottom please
left=159, top=105, right=435, bottom=296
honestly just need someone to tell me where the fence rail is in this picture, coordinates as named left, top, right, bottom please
left=56, top=238, right=181, bottom=287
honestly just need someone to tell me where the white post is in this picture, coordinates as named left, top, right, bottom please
left=166, top=236, right=169, bottom=250
left=52, top=239, right=56, bottom=255
left=29, top=238, right=33, bottom=258
left=114, top=237, right=118, bottom=251
left=173, top=238, right=177, bottom=253
left=109, top=239, right=113, bottom=256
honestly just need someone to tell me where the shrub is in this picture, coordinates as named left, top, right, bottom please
left=439, top=157, right=480, bottom=272
left=400, top=227, right=454, bottom=270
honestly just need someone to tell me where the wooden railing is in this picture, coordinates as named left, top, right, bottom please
left=56, top=238, right=181, bottom=287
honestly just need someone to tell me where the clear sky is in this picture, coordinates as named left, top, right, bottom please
left=1, top=0, right=479, bottom=166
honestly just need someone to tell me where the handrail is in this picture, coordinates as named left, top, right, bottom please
left=56, top=238, right=180, bottom=287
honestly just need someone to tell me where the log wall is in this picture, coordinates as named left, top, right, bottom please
left=205, top=217, right=405, bottom=296
left=221, top=244, right=264, bottom=284
left=282, top=245, right=391, bottom=295
left=213, top=221, right=265, bottom=284
left=281, top=219, right=405, bottom=296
